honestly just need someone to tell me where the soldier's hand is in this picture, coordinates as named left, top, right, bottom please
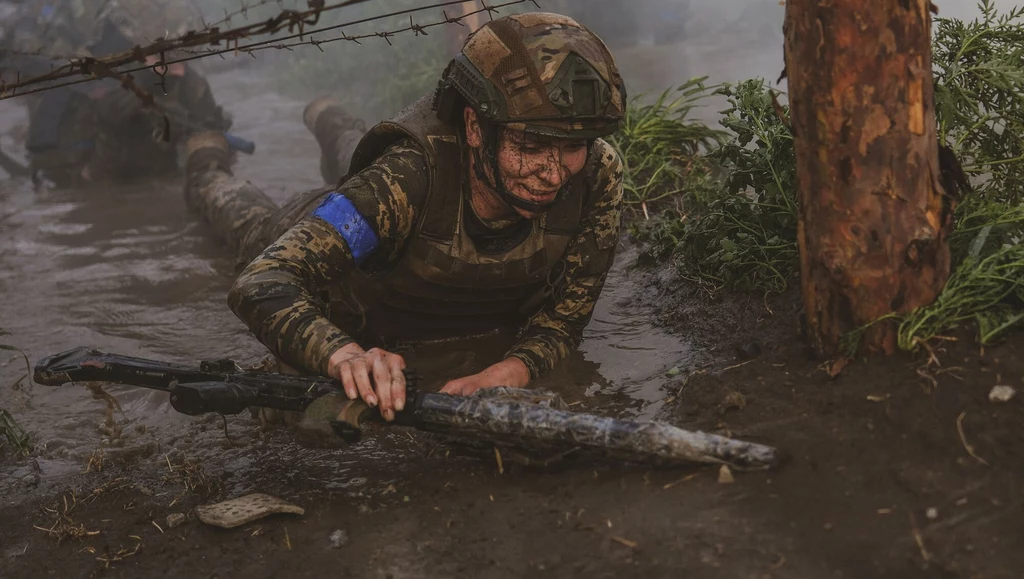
left=327, top=343, right=407, bottom=421
left=441, top=357, right=531, bottom=397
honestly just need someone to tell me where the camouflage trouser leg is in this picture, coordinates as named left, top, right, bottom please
left=302, top=96, right=365, bottom=186
left=184, top=150, right=279, bottom=265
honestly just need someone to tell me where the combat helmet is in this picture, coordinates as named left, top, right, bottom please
left=434, top=12, right=626, bottom=140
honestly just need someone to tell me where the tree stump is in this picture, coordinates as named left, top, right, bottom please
left=783, top=0, right=954, bottom=356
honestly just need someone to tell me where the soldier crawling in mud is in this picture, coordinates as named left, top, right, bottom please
left=0, top=0, right=230, bottom=186
left=184, top=13, right=626, bottom=422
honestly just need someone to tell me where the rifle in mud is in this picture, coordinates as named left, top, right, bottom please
left=34, top=347, right=782, bottom=469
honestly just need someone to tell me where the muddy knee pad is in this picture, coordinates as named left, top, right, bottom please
left=185, top=133, right=233, bottom=174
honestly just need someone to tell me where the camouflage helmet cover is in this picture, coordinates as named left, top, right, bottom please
left=434, top=12, right=626, bottom=139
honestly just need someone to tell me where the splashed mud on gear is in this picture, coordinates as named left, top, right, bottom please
left=33, top=348, right=781, bottom=468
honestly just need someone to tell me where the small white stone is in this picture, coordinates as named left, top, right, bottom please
left=717, top=465, right=735, bottom=484
left=329, top=529, right=348, bottom=548
left=989, top=385, right=1016, bottom=403
left=925, top=507, right=938, bottom=520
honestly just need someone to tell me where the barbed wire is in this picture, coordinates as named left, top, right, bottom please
left=0, top=0, right=301, bottom=64
left=0, top=0, right=369, bottom=97
left=203, top=0, right=295, bottom=31
left=187, top=0, right=535, bottom=55
left=0, top=0, right=534, bottom=101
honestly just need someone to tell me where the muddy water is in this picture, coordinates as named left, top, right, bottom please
left=0, top=69, right=693, bottom=490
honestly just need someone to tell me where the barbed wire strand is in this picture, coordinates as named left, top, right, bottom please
left=0, top=0, right=297, bottom=62
left=186, top=0, right=535, bottom=54
left=205, top=0, right=293, bottom=31
left=0, top=0, right=372, bottom=95
left=0, top=0, right=535, bottom=101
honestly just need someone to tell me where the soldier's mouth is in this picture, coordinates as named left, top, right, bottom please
left=523, top=189, right=559, bottom=203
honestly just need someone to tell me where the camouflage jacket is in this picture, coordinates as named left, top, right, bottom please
left=229, top=138, right=624, bottom=380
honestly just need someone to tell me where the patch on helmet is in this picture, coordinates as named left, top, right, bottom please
left=464, top=26, right=511, bottom=78
left=312, top=192, right=379, bottom=265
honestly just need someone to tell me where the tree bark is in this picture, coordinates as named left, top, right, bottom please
left=783, top=0, right=954, bottom=357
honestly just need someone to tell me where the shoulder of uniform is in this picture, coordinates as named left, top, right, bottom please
left=379, top=136, right=428, bottom=160
left=583, top=138, right=624, bottom=207
left=590, top=138, right=621, bottom=171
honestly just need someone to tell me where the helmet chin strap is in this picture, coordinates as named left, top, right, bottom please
left=470, top=146, right=562, bottom=215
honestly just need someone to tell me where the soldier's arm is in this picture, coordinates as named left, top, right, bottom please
left=171, top=66, right=232, bottom=132
left=506, top=139, right=624, bottom=379
left=227, top=139, right=427, bottom=375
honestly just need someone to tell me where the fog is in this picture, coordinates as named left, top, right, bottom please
left=3, top=0, right=1021, bottom=124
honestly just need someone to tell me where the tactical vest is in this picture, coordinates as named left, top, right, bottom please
left=336, top=94, right=594, bottom=344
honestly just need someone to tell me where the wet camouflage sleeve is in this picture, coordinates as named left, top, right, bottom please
left=506, top=139, right=623, bottom=379
left=227, top=139, right=427, bottom=375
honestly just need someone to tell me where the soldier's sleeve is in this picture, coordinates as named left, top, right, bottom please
left=173, top=66, right=231, bottom=132
left=506, top=139, right=624, bottom=379
left=227, top=139, right=428, bottom=375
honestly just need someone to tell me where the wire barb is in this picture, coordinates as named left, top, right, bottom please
left=0, top=0, right=534, bottom=101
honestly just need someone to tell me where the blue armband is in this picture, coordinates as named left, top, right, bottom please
left=312, top=192, right=380, bottom=265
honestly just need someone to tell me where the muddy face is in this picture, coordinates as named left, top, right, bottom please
left=463, top=106, right=589, bottom=220
left=493, top=130, right=588, bottom=215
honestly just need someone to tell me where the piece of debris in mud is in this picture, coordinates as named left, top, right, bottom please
left=735, top=341, right=763, bottom=360
left=718, top=465, right=735, bottom=484
left=163, top=454, right=218, bottom=496
left=85, top=382, right=123, bottom=436
left=720, top=391, right=747, bottom=413
left=33, top=490, right=101, bottom=544
left=96, top=536, right=142, bottom=569
left=988, top=385, right=1016, bottom=403
left=329, top=529, right=349, bottom=548
left=166, top=513, right=186, bottom=528
left=196, top=493, right=305, bottom=529
left=83, top=449, right=104, bottom=473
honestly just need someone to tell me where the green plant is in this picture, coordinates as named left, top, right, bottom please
left=633, top=79, right=799, bottom=294
left=898, top=228, right=1024, bottom=348
left=933, top=0, right=1024, bottom=205
left=607, top=78, right=727, bottom=208
left=893, top=1, right=1024, bottom=348
left=0, top=408, right=30, bottom=457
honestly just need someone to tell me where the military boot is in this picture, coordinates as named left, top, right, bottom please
left=184, top=131, right=233, bottom=177
left=302, top=96, right=366, bottom=185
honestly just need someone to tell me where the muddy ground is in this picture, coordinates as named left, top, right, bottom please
left=2, top=264, right=1022, bottom=579
left=2, top=34, right=1023, bottom=579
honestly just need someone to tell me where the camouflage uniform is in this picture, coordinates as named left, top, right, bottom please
left=186, top=12, right=625, bottom=381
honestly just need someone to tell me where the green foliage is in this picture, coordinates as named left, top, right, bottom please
left=0, top=338, right=31, bottom=457
left=607, top=78, right=728, bottom=207
left=933, top=0, right=1024, bottom=204
left=633, top=79, right=799, bottom=294
left=898, top=229, right=1024, bottom=348
left=0, top=408, right=30, bottom=457
left=898, top=1, right=1024, bottom=347
left=631, top=1, right=1024, bottom=347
